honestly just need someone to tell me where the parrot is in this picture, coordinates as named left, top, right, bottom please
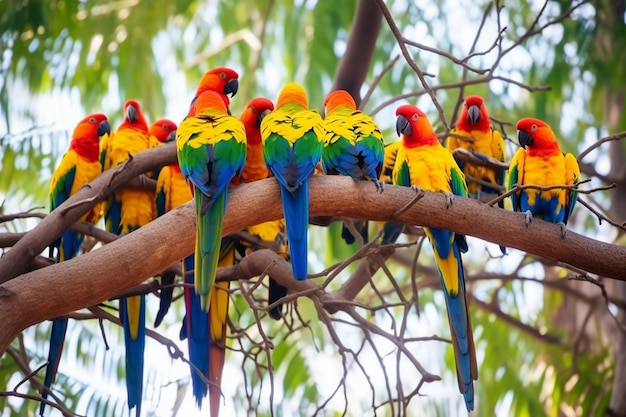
left=188, top=67, right=239, bottom=116
left=321, top=89, right=385, bottom=245
left=376, top=140, right=405, bottom=245
left=508, top=117, right=580, bottom=234
left=394, top=104, right=477, bottom=411
left=104, top=99, right=153, bottom=416
left=148, top=119, right=180, bottom=328
left=446, top=95, right=506, bottom=198
left=176, top=90, right=246, bottom=311
left=260, top=82, right=324, bottom=280
left=446, top=95, right=507, bottom=254
left=40, top=113, right=110, bottom=416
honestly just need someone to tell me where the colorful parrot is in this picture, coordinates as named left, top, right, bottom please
left=508, top=117, right=580, bottom=234
left=394, top=104, right=477, bottom=411
left=148, top=119, right=180, bottom=328
left=446, top=95, right=507, bottom=254
left=188, top=67, right=239, bottom=116
left=446, top=95, right=506, bottom=197
left=104, top=99, right=153, bottom=416
left=321, top=89, right=385, bottom=244
left=261, top=82, right=324, bottom=280
left=40, top=113, right=110, bottom=416
left=176, top=90, right=246, bottom=311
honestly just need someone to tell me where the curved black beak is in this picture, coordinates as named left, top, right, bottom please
left=97, top=120, right=111, bottom=137
left=467, top=105, right=480, bottom=125
left=224, top=79, right=239, bottom=98
left=257, top=109, right=272, bottom=128
left=518, top=130, right=533, bottom=148
left=165, top=129, right=177, bottom=143
left=396, top=114, right=412, bottom=137
left=125, top=104, right=138, bottom=123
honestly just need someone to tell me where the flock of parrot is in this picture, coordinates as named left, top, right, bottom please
left=42, top=64, right=581, bottom=415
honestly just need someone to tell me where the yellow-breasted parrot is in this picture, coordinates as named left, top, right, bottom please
left=394, top=104, right=477, bottom=411
left=176, top=90, right=246, bottom=311
left=446, top=95, right=507, bottom=254
left=40, top=113, right=110, bottom=416
left=261, top=82, right=324, bottom=280
left=446, top=95, right=506, bottom=197
left=321, top=89, right=385, bottom=244
left=148, top=118, right=180, bottom=328
left=508, top=117, right=580, bottom=233
left=188, top=67, right=239, bottom=117
left=378, top=140, right=405, bottom=244
left=105, top=99, right=153, bottom=416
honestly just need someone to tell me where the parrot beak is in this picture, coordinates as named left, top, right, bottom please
left=125, top=104, right=138, bottom=123
left=97, top=120, right=111, bottom=137
left=396, top=115, right=412, bottom=137
left=518, top=130, right=533, bottom=148
left=165, top=129, right=177, bottom=143
left=257, top=109, right=272, bottom=128
left=224, top=78, right=239, bottom=98
left=468, top=105, right=480, bottom=125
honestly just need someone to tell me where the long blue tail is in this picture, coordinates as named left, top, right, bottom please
left=121, top=294, right=146, bottom=417
left=183, top=254, right=210, bottom=407
left=39, top=318, right=68, bottom=416
left=428, top=227, right=476, bottom=412
left=154, top=271, right=176, bottom=327
left=280, top=181, right=309, bottom=280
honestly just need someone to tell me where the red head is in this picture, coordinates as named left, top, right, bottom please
left=239, top=97, right=274, bottom=145
left=276, top=82, right=308, bottom=109
left=395, top=104, right=438, bottom=147
left=324, top=90, right=357, bottom=114
left=516, top=117, right=561, bottom=157
left=193, top=67, right=239, bottom=109
left=456, top=95, right=491, bottom=132
left=149, top=118, right=178, bottom=143
left=71, top=113, right=110, bottom=162
left=193, top=90, right=229, bottom=115
left=119, top=99, right=149, bottom=132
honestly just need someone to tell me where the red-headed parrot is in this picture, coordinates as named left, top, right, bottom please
left=322, top=89, right=385, bottom=244
left=40, top=113, right=110, bottom=416
left=260, top=82, right=324, bottom=280
left=394, top=104, right=477, bottom=411
left=508, top=117, right=580, bottom=233
left=188, top=67, right=239, bottom=117
left=104, top=99, right=153, bottom=416
left=176, top=90, right=246, bottom=311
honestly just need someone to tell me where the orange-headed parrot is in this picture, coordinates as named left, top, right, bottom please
left=188, top=67, right=239, bottom=117
left=508, top=117, right=580, bottom=234
left=40, top=113, right=110, bottom=416
left=261, top=83, right=324, bottom=280
left=394, top=104, right=477, bottom=411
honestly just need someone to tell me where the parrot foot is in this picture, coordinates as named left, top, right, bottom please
left=558, top=222, right=568, bottom=239
left=410, top=184, right=424, bottom=194
left=374, top=179, right=385, bottom=194
left=444, top=192, right=454, bottom=209
left=524, top=210, right=533, bottom=227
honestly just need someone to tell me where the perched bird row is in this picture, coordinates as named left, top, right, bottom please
left=43, top=65, right=580, bottom=416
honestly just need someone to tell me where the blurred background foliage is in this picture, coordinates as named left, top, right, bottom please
left=1, top=0, right=625, bottom=416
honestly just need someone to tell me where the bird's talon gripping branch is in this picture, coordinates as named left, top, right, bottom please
left=524, top=210, right=533, bottom=227
left=444, top=192, right=454, bottom=209
left=558, top=222, right=567, bottom=239
left=374, top=179, right=385, bottom=193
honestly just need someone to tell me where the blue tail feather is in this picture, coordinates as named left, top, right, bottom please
left=183, top=254, right=210, bottom=407
left=280, top=181, right=309, bottom=280
left=121, top=294, right=146, bottom=417
left=39, top=318, right=69, bottom=416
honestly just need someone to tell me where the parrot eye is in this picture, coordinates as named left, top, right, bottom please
left=219, top=72, right=226, bottom=79
left=162, top=124, right=170, bottom=131
left=411, top=114, right=419, bottom=121
left=251, top=106, right=257, bottom=113
left=531, top=124, right=538, bottom=131
left=89, top=117, right=97, bottom=124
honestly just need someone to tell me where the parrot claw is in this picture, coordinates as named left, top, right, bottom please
left=374, top=179, right=385, bottom=194
left=558, top=222, right=567, bottom=239
left=524, top=210, right=533, bottom=227
left=410, top=184, right=423, bottom=194
left=444, top=192, right=454, bottom=209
